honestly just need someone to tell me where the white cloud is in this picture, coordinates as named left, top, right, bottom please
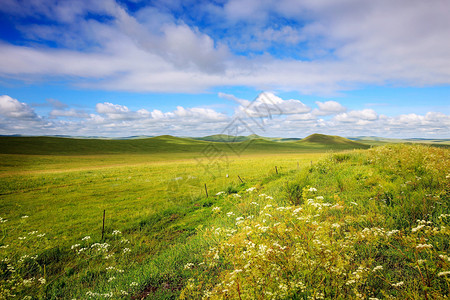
left=96, top=102, right=129, bottom=114
left=0, top=95, right=448, bottom=138
left=236, top=92, right=311, bottom=117
left=0, top=95, right=37, bottom=119
left=0, top=1, right=449, bottom=94
left=49, top=108, right=89, bottom=118
left=334, top=109, right=378, bottom=123
left=314, top=101, right=346, bottom=115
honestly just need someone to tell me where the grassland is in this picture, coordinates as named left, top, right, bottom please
left=0, top=135, right=448, bottom=299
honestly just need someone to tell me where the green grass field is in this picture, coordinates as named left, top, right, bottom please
left=0, top=135, right=448, bottom=299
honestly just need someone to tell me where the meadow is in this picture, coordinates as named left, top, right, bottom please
left=0, top=135, right=448, bottom=299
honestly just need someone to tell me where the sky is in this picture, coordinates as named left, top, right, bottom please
left=0, top=0, right=449, bottom=138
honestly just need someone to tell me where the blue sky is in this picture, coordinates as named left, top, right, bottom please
left=0, top=0, right=449, bottom=138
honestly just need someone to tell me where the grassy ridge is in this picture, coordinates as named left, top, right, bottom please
left=0, top=134, right=369, bottom=155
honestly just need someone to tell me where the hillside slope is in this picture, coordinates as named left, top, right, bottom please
left=0, top=134, right=368, bottom=155
left=297, top=133, right=369, bottom=149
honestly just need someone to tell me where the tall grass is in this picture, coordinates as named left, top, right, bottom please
left=181, top=144, right=449, bottom=299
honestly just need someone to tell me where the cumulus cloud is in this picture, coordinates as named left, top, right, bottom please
left=314, top=101, right=346, bottom=115
left=0, top=95, right=38, bottom=119
left=0, top=94, right=448, bottom=138
left=0, top=0, right=449, bottom=94
left=234, top=92, right=311, bottom=118
left=334, top=109, right=378, bottom=123
left=49, top=108, right=89, bottom=118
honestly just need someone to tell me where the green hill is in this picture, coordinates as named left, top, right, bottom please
left=0, top=134, right=370, bottom=155
left=297, top=133, right=369, bottom=149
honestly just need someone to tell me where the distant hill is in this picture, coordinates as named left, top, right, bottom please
left=349, top=136, right=450, bottom=147
left=192, top=134, right=301, bottom=143
left=0, top=134, right=368, bottom=155
left=297, top=134, right=369, bottom=149
left=192, top=134, right=255, bottom=143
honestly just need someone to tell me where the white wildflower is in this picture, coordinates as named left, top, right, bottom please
left=373, top=265, right=383, bottom=272
left=112, top=230, right=121, bottom=235
left=308, top=187, right=317, bottom=192
left=391, top=281, right=404, bottom=287
left=184, top=263, right=195, bottom=270
left=82, top=236, right=91, bottom=241
left=416, top=244, right=433, bottom=249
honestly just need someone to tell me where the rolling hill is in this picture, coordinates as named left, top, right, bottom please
left=0, top=134, right=368, bottom=155
left=296, top=133, right=369, bottom=149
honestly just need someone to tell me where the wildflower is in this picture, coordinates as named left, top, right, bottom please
left=112, top=230, right=121, bottom=235
left=246, top=187, right=256, bottom=192
left=417, top=259, right=427, bottom=264
left=411, top=224, right=426, bottom=232
left=37, top=233, right=46, bottom=237
left=235, top=217, right=244, bottom=221
left=121, top=291, right=129, bottom=295
left=292, top=207, right=302, bottom=214
left=130, top=282, right=139, bottom=286
left=391, top=281, right=404, bottom=287
left=373, top=265, right=383, bottom=272
left=212, top=206, right=221, bottom=213
left=216, top=191, right=225, bottom=196
left=386, top=229, right=399, bottom=236
left=71, top=244, right=80, bottom=249
left=18, top=236, right=26, bottom=240
left=316, top=196, right=324, bottom=200
left=250, top=202, right=259, bottom=206
left=350, top=201, right=358, bottom=206
left=23, top=277, right=35, bottom=286
left=21, top=215, right=29, bottom=219
left=174, top=176, right=183, bottom=181
left=331, top=223, right=341, bottom=229
left=438, top=271, right=450, bottom=276
left=263, top=204, right=272, bottom=210
left=38, top=277, right=46, bottom=284
left=184, top=263, right=195, bottom=269
left=108, top=276, right=116, bottom=282
left=0, top=217, right=7, bottom=223
left=308, top=187, right=317, bottom=192
left=416, top=244, right=433, bottom=249
left=82, top=236, right=91, bottom=241
left=233, top=194, right=241, bottom=198
left=123, top=248, right=131, bottom=254
left=346, top=279, right=356, bottom=285
left=226, top=212, right=235, bottom=217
